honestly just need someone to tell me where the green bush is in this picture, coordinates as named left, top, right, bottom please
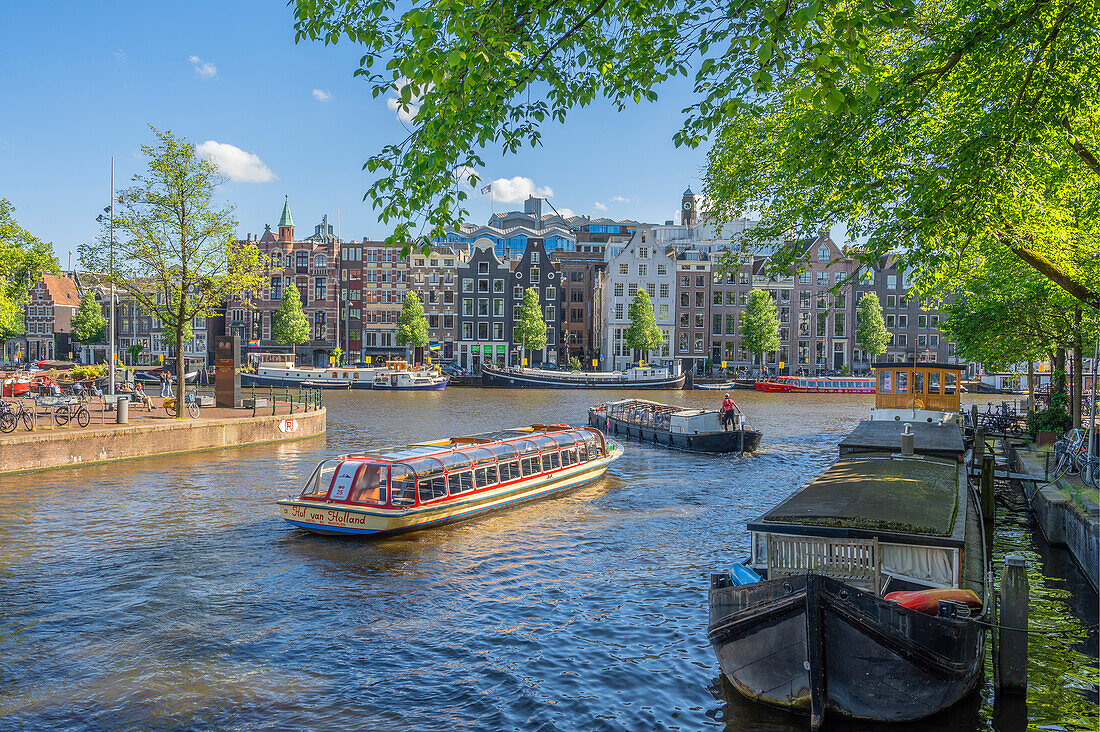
left=1027, top=390, right=1071, bottom=436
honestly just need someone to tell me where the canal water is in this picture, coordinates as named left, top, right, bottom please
left=0, top=389, right=1095, bottom=730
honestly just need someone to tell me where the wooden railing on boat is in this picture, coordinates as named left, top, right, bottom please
left=767, top=535, right=881, bottom=594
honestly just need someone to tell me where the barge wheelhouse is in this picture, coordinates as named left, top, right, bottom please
left=277, top=425, right=621, bottom=537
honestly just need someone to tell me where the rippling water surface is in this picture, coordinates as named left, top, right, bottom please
left=0, top=389, right=1095, bottom=730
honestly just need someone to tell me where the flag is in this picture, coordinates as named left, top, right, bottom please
left=480, top=183, right=492, bottom=195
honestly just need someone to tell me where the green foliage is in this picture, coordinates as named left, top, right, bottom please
left=0, top=198, right=60, bottom=340
left=294, top=0, right=1100, bottom=306
left=70, top=364, right=106, bottom=381
left=940, top=250, right=1097, bottom=371
left=332, top=346, right=343, bottom=366
left=71, top=290, right=106, bottom=343
left=1027, top=403, right=1071, bottom=436
left=273, top=283, right=310, bottom=346
left=395, top=291, right=430, bottom=347
left=855, top=292, right=889, bottom=358
left=513, top=287, right=548, bottom=353
left=78, top=127, right=266, bottom=415
left=739, top=289, right=780, bottom=361
left=568, top=355, right=583, bottom=371
left=126, top=343, right=144, bottom=362
left=625, top=289, right=665, bottom=356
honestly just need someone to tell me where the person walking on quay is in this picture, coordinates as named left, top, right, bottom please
left=159, top=369, right=173, bottom=398
left=721, top=393, right=737, bottom=431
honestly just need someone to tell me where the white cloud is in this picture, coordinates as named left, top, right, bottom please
left=312, top=89, right=334, bottom=102
left=611, top=195, right=629, bottom=203
left=452, top=166, right=476, bottom=187
left=195, top=141, right=276, bottom=183
left=188, top=55, right=217, bottom=79
left=114, top=49, right=127, bottom=61
left=490, top=176, right=553, bottom=203
left=557, top=208, right=575, bottom=218
left=593, top=201, right=608, bottom=211
left=386, top=76, right=427, bottom=123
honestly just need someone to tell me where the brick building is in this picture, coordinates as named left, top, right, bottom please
left=20, top=274, right=81, bottom=363
left=674, top=249, right=712, bottom=373
left=409, top=244, right=463, bottom=361
left=551, top=250, right=605, bottom=365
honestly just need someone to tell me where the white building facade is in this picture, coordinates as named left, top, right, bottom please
left=599, top=229, right=676, bottom=370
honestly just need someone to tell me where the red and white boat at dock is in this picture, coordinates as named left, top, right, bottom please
left=754, top=375, right=875, bottom=393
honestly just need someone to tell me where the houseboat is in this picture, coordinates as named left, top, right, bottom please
left=589, top=398, right=761, bottom=453
left=695, top=378, right=756, bottom=391
left=481, top=364, right=686, bottom=389
left=755, top=375, right=875, bottom=393
left=240, top=353, right=379, bottom=389
left=372, top=361, right=448, bottom=390
left=708, top=361, right=988, bottom=726
left=277, top=425, right=622, bottom=537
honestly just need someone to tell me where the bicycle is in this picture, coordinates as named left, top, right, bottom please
left=0, top=399, right=36, bottom=433
left=164, top=392, right=199, bottom=419
left=53, top=400, right=91, bottom=428
left=1051, top=429, right=1085, bottom=480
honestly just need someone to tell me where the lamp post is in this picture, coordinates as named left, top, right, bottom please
left=96, top=157, right=116, bottom=396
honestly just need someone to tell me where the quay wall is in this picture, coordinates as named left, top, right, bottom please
left=1018, top=450, right=1099, bottom=593
left=0, top=408, right=326, bottom=475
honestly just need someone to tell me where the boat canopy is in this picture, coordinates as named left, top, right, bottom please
left=298, top=426, right=606, bottom=510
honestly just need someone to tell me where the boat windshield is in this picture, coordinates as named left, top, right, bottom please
left=300, top=458, right=341, bottom=499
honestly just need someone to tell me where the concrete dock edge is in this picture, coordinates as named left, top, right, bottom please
left=0, top=407, right=326, bottom=475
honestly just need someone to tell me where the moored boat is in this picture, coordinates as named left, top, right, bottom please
left=277, top=425, right=622, bottom=537
left=482, top=364, right=686, bottom=389
left=371, top=360, right=448, bottom=390
left=589, top=398, right=761, bottom=453
left=241, top=352, right=379, bottom=389
left=755, top=375, right=875, bottom=393
left=708, top=361, right=988, bottom=727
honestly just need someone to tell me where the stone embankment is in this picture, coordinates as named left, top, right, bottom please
left=0, top=407, right=326, bottom=475
left=1017, top=447, right=1099, bottom=592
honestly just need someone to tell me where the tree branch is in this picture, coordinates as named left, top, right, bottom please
left=1011, top=245, right=1099, bottom=309
left=1062, top=117, right=1100, bottom=176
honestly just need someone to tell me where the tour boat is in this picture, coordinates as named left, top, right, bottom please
left=708, top=361, right=988, bottom=726
left=371, top=361, right=448, bottom=390
left=481, top=364, right=686, bottom=389
left=240, top=352, right=379, bottom=389
left=277, top=425, right=622, bottom=537
left=2, top=371, right=53, bottom=397
left=589, top=398, right=761, bottom=453
left=755, top=375, right=875, bottom=393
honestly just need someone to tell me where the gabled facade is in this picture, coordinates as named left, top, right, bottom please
left=455, top=239, right=511, bottom=369
left=409, top=244, right=464, bottom=361
left=599, top=229, right=675, bottom=370
left=507, top=237, right=561, bottom=366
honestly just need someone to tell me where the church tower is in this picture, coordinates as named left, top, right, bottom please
left=278, top=195, right=295, bottom=242
left=681, top=188, right=697, bottom=228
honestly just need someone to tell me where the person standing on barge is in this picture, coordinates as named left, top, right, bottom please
left=721, top=393, right=737, bottom=431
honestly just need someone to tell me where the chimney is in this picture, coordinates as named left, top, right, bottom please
left=524, top=196, right=543, bottom=219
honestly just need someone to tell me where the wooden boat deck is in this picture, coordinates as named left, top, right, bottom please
left=839, top=419, right=964, bottom=457
left=754, top=454, right=961, bottom=539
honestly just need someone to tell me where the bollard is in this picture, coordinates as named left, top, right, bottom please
left=997, top=554, right=1029, bottom=695
left=116, top=397, right=129, bottom=424
left=981, top=453, right=995, bottom=526
left=901, top=423, right=915, bottom=455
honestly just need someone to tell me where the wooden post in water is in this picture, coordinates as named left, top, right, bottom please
left=981, top=453, right=996, bottom=526
left=997, top=554, right=1029, bottom=695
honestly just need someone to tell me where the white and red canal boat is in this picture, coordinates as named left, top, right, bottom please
left=278, top=425, right=622, bottom=537
left=755, top=375, right=875, bottom=393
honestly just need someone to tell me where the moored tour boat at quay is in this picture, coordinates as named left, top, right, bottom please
left=589, top=398, right=761, bottom=454
left=755, top=375, right=875, bottom=393
left=708, top=361, right=988, bottom=727
left=481, top=364, right=686, bottom=389
left=371, top=360, right=448, bottom=390
left=277, top=425, right=622, bottom=537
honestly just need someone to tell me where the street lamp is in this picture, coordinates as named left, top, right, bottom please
left=95, top=157, right=117, bottom=396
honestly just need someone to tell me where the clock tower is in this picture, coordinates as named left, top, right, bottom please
left=681, top=187, right=697, bottom=228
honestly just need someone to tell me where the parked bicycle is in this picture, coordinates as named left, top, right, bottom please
left=164, top=392, right=199, bottom=419
left=0, top=399, right=36, bottom=433
left=978, top=402, right=1023, bottom=435
left=53, top=400, right=91, bottom=428
left=1050, top=429, right=1100, bottom=487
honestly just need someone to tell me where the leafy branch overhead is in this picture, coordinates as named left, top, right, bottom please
left=293, top=0, right=1099, bottom=306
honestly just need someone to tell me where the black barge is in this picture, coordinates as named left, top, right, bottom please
left=588, top=398, right=761, bottom=453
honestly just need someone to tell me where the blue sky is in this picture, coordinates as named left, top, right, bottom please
left=0, top=1, right=710, bottom=265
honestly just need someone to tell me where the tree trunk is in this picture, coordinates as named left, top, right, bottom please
left=1073, top=308, right=1083, bottom=428
left=1027, top=360, right=1035, bottom=413
left=1054, top=347, right=1066, bottom=395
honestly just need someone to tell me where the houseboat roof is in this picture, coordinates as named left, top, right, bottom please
left=602, top=398, right=714, bottom=416
left=839, top=419, right=964, bottom=458
left=873, top=361, right=965, bottom=371
left=750, top=454, right=964, bottom=542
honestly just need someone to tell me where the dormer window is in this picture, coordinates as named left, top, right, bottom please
left=314, top=254, right=327, bottom=269
left=531, top=251, right=540, bottom=264
left=817, top=245, right=829, bottom=262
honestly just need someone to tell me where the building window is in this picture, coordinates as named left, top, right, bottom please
left=478, top=261, right=489, bottom=274
left=817, top=245, right=829, bottom=262
left=546, top=287, right=556, bottom=301
left=531, top=251, right=540, bottom=264
left=614, top=283, right=624, bottom=297
left=615, top=303, right=624, bottom=320
left=628, top=283, right=638, bottom=297
left=478, top=299, right=489, bottom=316
left=658, top=304, right=669, bottom=320
left=639, top=247, right=649, bottom=259
left=646, top=283, right=656, bottom=298
left=463, top=278, right=473, bottom=292
left=726, top=314, right=737, bottom=335
left=638, top=264, right=648, bottom=277
left=887, top=274, right=897, bottom=289
left=314, top=277, right=327, bottom=302
left=695, top=292, right=704, bottom=308
left=462, top=323, right=472, bottom=339
left=463, top=299, right=473, bottom=316
left=816, top=272, right=828, bottom=286
left=659, top=284, right=669, bottom=298
left=494, top=299, right=504, bottom=316
left=494, top=322, right=504, bottom=340
left=712, top=314, right=722, bottom=335
left=314, top=254, right=327, bottom=269
left=545, top=305, right=555, bottom=322
left=494, top=279, right=504, bottom=293
left=657, top=264, right=667, bottom=276
left=478, top=322, right=489, bottom=340
left=530, top=267, right=540, bottom=283
left=619, top=263, right=629, bottom=275
left=694, top=314, right=704, bottom=329
left=478, top=278, right=490, bottom=293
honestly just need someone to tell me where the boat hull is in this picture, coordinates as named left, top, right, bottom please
left=240, top=372, right=370, bottom=389
left=589, top=412, right=761, bottom=453
left=371, top=379, right=448, bottom=390
left=277, top=449, right=620, bottom=537
left=482, top=366, right=686, bottom=389
left=707, top=573, right=984, bottom=724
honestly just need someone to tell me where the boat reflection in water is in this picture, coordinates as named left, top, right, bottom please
left=278, top=425, right=622, bottom=537
left=708, top=362, right=989, bottom=727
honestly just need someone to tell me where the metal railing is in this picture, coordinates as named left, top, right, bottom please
left=247, top=385, right=323, bottom=417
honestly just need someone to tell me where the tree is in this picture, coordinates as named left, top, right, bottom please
left=513, top=287, right=548, bottom=365
left=625, top=289, right=665, bottom=364
left=855, top=293, right=890, bottom=365
left=0, top=198, right=60, bottom=341
left=273, top=282, right=310, bottom=359
left=331, top=346, right=343, bottom=367
left=79, top=127, right=265, bottom=416
left=395, top=291, right=430, bottom=362
left=740, top=289, right=781, bottom=369
left=293, top=0, right=1099, bottom=306
left=568, top=355, right=583, bottom=371
left=71, top=290, right=106, bottom=345
left=126, top=343, right=144, bottom=364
